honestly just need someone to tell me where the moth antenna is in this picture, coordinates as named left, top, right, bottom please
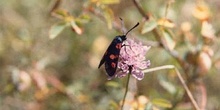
left=119, top=17, right=126, bottom=35
left=125, top=22, right=139, bottom=36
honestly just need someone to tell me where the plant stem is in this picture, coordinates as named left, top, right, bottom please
left=142, top=65, right=175, bottom=73
left=174, top=68, right=201, bottom=110
left=132, top=0, right=188, bottom=70
left=143, top=65, right=201, bottom=110
left=121, top=73, right=131, bottom=110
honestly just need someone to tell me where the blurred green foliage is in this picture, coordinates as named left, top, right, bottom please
left=0, top=0, right=220, bottom=110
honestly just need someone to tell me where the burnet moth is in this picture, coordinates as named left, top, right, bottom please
left=98, top=19, right=139, bottom=77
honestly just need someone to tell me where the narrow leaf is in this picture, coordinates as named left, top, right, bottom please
left=76, top=14, right=91, bottom=24
left=162, top=30, right=176, bottom=50
left=49, top=22, right=67, bottom=39
left=105, top=81, right=120, bottom=88
left=158, top=75, right=176, bottom=95
left=52, top=9, right=69, bottom=18
left=157, top=18, right=175, bottom=28
left=100, top=0, right=120, bottom=4
left=152, top=98, right=172, bottom=108
left=145, top=102, right=153, bottom=110
left=141, top=19, right=157, bottom=34
left=109, top=100, right=119, bottom=109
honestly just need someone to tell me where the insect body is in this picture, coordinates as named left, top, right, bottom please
left=98, top=22, right=139, bottom=77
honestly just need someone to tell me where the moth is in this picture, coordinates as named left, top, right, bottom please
left=98, top=20, right=139, bottom=77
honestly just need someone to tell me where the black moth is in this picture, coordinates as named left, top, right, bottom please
left=98, top=20, right=139, bottom=77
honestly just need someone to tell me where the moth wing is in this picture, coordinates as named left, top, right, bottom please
left=105, top=57, right=119, bottom=77
left=104, top=41, right=121, bottom=76
left=98, top=38, right=117, bottom=68
left=98, top=53, right=106, bottom=68
left=98, top=36, right=123, bottom=76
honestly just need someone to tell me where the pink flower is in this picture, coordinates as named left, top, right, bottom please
left=115, top=38, right=151, bottom=80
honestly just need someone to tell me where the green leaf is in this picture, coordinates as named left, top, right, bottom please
left=141, top=19, right=157, bottom=34
left=162, top=30, right=176, bottom=50
left=158, top=75, right=176, bottom=95
left=49, top=22, right=67, bottom=39
left=100, top=0, right=120, bottom=4
left=105, top=81, right=120, bottom=88
left=108, top=100, right=119, bottom=110
left=152, top=98, right=172, bottom=108
left=76, top=14, right=91, bottom=24
left=53, top=9, right=69, bottom=18
left=145, top=102, right=153, bottom=110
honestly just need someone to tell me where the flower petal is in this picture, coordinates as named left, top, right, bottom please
left=139, top=60, right=151, bottom=69
left=116, top=71, right=129, bottom=78
left=118, top=62, right=129, bottom=72
left=131, top=68, right=144, bottom=80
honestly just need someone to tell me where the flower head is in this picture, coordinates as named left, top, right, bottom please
left=115, top=38, right=151, bottom=80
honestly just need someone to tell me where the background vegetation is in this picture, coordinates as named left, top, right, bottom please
left=0, top=0, right=220, bottom=110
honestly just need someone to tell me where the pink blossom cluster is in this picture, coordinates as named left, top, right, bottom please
left=115, top=38, right=151, bottom=80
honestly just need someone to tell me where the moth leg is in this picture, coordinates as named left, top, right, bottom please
left=121, top=44, right=130, bottom=55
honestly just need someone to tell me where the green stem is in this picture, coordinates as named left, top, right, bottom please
left=121, top=73, right=131, bottom=110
